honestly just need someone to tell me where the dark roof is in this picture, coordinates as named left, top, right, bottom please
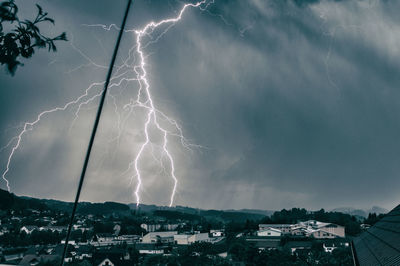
left=18, top=255, right=60, bottom=266
left=353, top=204, right=400, bottom=266
left=92, top=249, right=130, bottom=266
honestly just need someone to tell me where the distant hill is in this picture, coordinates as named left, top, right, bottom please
left=128, top=204, right=268, bottom=222
left=331, top=206, right=388, bottom=218
left=0, top=189, right=129, bottom=215
left=1, top=188, right=387, bottom=221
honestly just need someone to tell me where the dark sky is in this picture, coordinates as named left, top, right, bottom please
left=1, top=0, right=400, bottom=211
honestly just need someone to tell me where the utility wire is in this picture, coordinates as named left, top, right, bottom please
left=60, top=0, right=132, bottom=265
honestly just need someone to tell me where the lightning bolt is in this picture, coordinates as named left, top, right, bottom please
left=1, top=0, right=210, bottom=207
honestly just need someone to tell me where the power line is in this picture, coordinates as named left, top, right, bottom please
left=60, top=0, right=132, bottom=265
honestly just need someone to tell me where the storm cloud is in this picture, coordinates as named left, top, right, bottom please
left=1, top=0, right=400, bottom=211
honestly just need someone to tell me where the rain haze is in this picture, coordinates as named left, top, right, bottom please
left=1, top=0, right=400, bottom=212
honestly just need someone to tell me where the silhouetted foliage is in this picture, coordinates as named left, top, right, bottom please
left=0, top=0, right=67, bottom=75
left=364, top=212, right=385, bottom=226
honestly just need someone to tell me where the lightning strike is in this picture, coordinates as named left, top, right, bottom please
left=1, top=1, right=212, bottom=207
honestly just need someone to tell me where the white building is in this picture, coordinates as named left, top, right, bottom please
left=20, top=225, right=39, bottom=234
left=141, top=231, right=177, bottom=244
left=257, top=227, right=282, bottom=237
left=259, top=224, right=294, bottom=234
left=299, top=220, right=345, bottom=238
left=258, top=220, right=345, bottom=239
left=39, top=226, right=67, bottom=233
left=323, top=243, right=338, bottom=253
left=210, top=229, right=224, bottom=237
left=174, top=233, right=212, bottom=245
left=136, top=243, right=165, bottom=254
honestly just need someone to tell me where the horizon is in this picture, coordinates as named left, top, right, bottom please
left=4, top=188, right=390, bottom=214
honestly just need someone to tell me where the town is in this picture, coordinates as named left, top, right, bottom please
left=0, top=188, right=384, bottom=265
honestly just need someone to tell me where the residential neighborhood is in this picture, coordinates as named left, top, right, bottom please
left=0, top=189, right=387, bottom=265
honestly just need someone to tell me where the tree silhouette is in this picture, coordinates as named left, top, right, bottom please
left=0, top=0, right=67, bottom=75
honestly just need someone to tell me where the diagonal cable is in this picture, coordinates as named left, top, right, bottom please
left=60, top=0, right=132, bottom=265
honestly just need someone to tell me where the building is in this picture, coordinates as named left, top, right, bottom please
left=353, top=204, right=400, bottom=265
left=259, top=224, right=294, bottom=234
left=135, top=243, right=166, bottom=255
left=173, top=232, right=213, bottom=245
left=299, top=220, right=345, bottom=238
left=92, top=248, right=131, bottom=266
left=39, top=226, right=67, bottom=233
left=210, top=229, right=224, bottom=237
left=257, top=227, right=282, bottom=237
left=258, top=220, right=345, bottom=239
left=309, top=228, right=343, bottom=239
left=20, top=225, right=39, bottom=234
left=141, top=231, right=177, bottom=244
left=18, top=255, right=60, bottom=265
left=323, top=243, right=338, bottom=253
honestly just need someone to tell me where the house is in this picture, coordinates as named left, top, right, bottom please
left=92, top=248, right=131, bottom=266
left=210, top=229, right=224, bottom=237
left=259, top=224, right=294, bottom=234
left=309, top=229, right=342, bottom=239
left=258, top=220, right=345, bottom=239
left=141, top=231, right=177, bottom=244
left=20, top=225, right=39, bottom=234
left=323, top=243, right=338, bottom=253
left=18, top=255, right=60, bottom=266
left=115, top=235, right=140, bottom=245
left=135, top=243, right=165, bottom=254
left=97, top=258, right=115, bottom=266
left=39, top=225, right=67, bottom=233
left=257, top=227, right=282, bottom=237
left=97, top=233, right=115, bottom=243
left=299, top=220, right=345, bottom=238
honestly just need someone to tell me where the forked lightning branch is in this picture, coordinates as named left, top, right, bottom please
left=1, top=1, right=211, bottom=207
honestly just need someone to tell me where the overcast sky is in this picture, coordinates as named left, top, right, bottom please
left=1, top=0, right=400, bottom=211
